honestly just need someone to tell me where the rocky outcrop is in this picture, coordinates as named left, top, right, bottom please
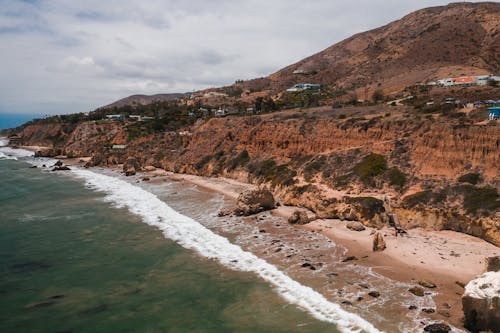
left=423, top=323, right=451, bottom=333
left=346, top=221, right=366, bottom=231
left=234, top=188, right=275, bottom=216
left=123, top=157, right=141, bottom=176
left=462, top=271, right=500, bottom=332
left=486, top=256, right=500, bottom=272
left=372, top=232, right=386, bottom=252
left=288, top=210, right=310, bottom=225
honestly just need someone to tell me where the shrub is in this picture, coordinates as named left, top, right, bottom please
left=387, top=167, right=407, bottom=188
left=457, top=173, right=483, bottom=185
left=247, top=159, right=297, bottom=187
left=226, top=150, right=250, bottom=171
left=456, top=185, right=500, bottom=215
left=353, top=153, right=388, bottom=184
left=402, top=190, right=447, bottom=208
left=303, top=155, right=327, bottom=181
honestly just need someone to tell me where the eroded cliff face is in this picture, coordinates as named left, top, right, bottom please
left=14, top=108, right=500, bottom=245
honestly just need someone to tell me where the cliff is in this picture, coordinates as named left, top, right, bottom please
left=13, top=105, right=500, bottom=246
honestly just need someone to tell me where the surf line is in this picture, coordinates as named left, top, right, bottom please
left=71, top=168, right=383, bottom=333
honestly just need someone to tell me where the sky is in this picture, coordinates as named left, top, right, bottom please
left=0, top=0, right=486, bottom=115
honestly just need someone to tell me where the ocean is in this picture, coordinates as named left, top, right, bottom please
left=0, top=114, right=40, bottom=130
left=0, top=143, right=346, bottom=333
left=0, top=140, right=440, bottom=333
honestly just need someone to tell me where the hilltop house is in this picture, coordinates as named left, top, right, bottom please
left=488, top=107, right=500, bottom=120
left=286, top=83, right=322, bottom=92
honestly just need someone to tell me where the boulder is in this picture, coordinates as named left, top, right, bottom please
left=462, top=271, right=500, bottom=332
left=485, top=256, right=500, bottom=272
left=288, top=210, right=310, bottom=225
left=346, top=221, right=366, bottom=231
left=51, top=166, right=71, bottom=171
left=372, top=232, right=386, bottom=251
left=423, top=323, right=451, bottom=333
left=123, top=157, right=140, bottom=176
left=418, top=280, right=437, bottom=289
left=409, top=286, right=425, bottom=297
left=54, top=160, right=63, bottom=167
left=143, top=165, right=156, bottom=172
left=234, top=188, right=275, bottom=216
left=368, top=291, right=380, bottom=298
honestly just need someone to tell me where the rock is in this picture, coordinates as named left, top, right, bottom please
left=423, top=323, right=451, bottom=333
left=342, top=256, right=358, bottom=262
left=372, top=232, right=386, bottom=251
left=288, top=210, right=309, bottom=225
left=418, top=280, right=437, bottom=289
left=217, top=209, right=232, bottom=217
left=408, top=305, right=417, bottom=310
left=29, top=165, right=37, bottom=168
left=142, top=177, right=150, bottom=181
left=462, top=271, right=500, bottom=332
left=341, top=300, right=353, bottom=306
left=143, top=165, right=156, bottom=172
left=123, top=157, right=140, bottom=176
left=368, top=291, right=380, bottom=298
left=234, top=188, right=275, bottom=216
left=346, top=221, right=366, bottom=231
left=485, top=256, right=500, bottom=272
left=51, top=166, right=71, bottom=171
left=422, top=308, right=435, bottom=314
left=54, top=160, right=63, bottom=167
left=409, top=286, right=425, bottom=297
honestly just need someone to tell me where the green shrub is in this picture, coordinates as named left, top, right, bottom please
left=457, top=185, right=500, bottom=215
left=226, top=150, right=250, bottom=171
left=457, top=173, right=483, bottom=185
left=353, top=153, right=387, bottom=184
left=402, top=190, right=447, bottom=208
left=303, top=155, right=327, bottom=181
left=387, top=167, right=407, bottom=188
left=247, top=159, right=297, bottom=187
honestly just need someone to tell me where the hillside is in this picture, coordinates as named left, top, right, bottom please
left=237, top=2, right=500, bottom=98
left=103, top=93, right=186, bottom=109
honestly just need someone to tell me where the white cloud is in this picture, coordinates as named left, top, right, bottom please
left=0, top=0, right=489, bottom=115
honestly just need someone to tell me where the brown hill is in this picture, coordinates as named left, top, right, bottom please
left=241, top=2, right=500, bottom=97
left=103, top=93, right=186, bottom=109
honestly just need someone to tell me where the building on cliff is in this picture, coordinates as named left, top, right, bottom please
left=488, top=107, right=500, bottom=120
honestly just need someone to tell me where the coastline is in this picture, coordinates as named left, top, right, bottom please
left=5, top=146, right=499, bottom=331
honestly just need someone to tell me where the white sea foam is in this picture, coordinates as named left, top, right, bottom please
left=71, top=168, right=383, bottom=333
left=0, top=144, right=34, bottom=160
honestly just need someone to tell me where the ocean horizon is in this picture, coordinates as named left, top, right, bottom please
left=0, top=113, right=42, bottom=130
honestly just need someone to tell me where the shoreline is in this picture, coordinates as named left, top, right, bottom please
left=7, top=147, right=500, bottom=330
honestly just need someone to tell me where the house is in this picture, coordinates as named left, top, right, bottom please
left=453, top=76, right=475, bottom=86
left=488, top=107, right=500, bottom=120
left=106, top=114, right=126, bottom=120
left=286, top=83, right=322, bottom=92
left=8, top=134, right=21, bottom=145
left=112, top=145, right=127, bottom=149
left=214, top=108, right=226, bottom=117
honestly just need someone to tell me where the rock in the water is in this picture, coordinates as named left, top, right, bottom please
left=123, top=157, right=140, bottom=176
left=409, top=286, right=425, bottom=297
left=368, top=291, right=380, bottom=298
left=485, top=256, right=500, bottom=272
left=462, top=271, right=500, bottom=332
left=234, top=188, right=275, bottom=216
left=346, top=221, right=366, bottom=231
left=54, top=160, right=63, bottom=167
left=51, top=166, right=71, bottom=171
left=419, top=280, right=437, bottom=289
left=423, top=323, right=451, bottom=333
left=288, top=210, right=309, bottom=225
left=342, top=256, right=358, bottom=262
left=372, top=232, right=386, bottom=251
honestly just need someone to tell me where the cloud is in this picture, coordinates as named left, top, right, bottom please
left=0, top=0, right=489, bottom=115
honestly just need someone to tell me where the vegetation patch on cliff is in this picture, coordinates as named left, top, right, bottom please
left=247, top=159, right=297, bottom=187
left=353, top=153, right=388, bottom=185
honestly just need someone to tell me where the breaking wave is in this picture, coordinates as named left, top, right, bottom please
left=71, top=168, right=383, bottom=333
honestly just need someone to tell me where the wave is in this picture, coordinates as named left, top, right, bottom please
left=71, top=168, right=382, bottom=333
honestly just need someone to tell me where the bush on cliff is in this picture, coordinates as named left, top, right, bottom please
left=387, top=167, right=407, bottom=188
left=226, top=150, right=250, bottom=171
left=302, top=155, right=327, bottom=182
left=353, top=153, right=387, bottom=185
left=457, top=173, right=483, bottom=185
left=247, top=159, right=297, bottom=187
left=456, top=185, right=500, bottom=215
left=402, top=190, right=447, bottom=208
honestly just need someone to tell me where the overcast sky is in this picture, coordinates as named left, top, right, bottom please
left=0, top=0, right=485, bottom=115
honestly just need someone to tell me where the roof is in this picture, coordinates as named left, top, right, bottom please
left=453, top=77, right=475, bottom=83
